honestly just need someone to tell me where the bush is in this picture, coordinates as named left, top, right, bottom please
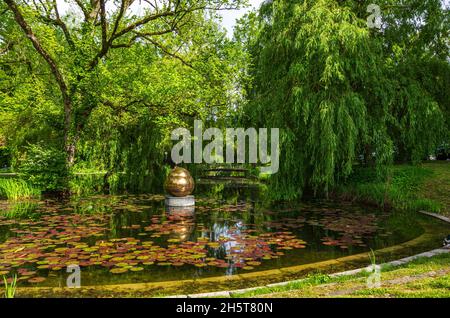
left=18, top=143, right=68, bottom=192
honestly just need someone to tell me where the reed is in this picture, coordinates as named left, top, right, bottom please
left=0, top=178, right=40, bottom=200
left=3, top=275, right=17, bottom=298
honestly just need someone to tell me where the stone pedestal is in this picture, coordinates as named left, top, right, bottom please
left=165, top=195, right=195, bottom=207
left=165, top=205, right=195, bottom=216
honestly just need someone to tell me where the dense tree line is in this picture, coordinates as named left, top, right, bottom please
left=0, top=0, right=245, bottom=192
left=237, top=0, right=449, bottom=199
left=0, top=0, right=448, bottom=198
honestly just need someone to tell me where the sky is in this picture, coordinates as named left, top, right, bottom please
left=218, top=0, right=264, bottom=36
left=57, top=0, right=265, bottom=38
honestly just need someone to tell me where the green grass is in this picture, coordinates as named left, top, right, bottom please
left=336, top=162, right=448, bottom=214
left=229, top=253, right=450, bottom=298
left=0, top=178, right=41, bottom=200
left=230, top=273, right=363, bottom=298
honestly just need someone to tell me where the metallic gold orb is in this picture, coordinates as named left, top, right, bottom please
left=164, top=167, right=195, bottom=197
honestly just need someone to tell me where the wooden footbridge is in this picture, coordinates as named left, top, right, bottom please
left=196, top=165, right=260, bottom=188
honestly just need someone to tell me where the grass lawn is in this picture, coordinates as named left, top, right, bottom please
left=229, top=253, right=450, bottom=298
left=420, top=162, right=450, bottom=217
left=337, top=161, right=450, bottom=216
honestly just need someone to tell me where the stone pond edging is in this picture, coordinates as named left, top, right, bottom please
left=418, top=210, right=450, bottom=223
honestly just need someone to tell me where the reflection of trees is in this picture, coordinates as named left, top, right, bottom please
left=1, top=200, right=38, bottom=219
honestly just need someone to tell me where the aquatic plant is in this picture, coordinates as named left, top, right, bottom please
left=0, top=178, right=40, bottom=200
left=368, top=249, right=376, bottom=268
left=3, top=275, right=17, bottom=298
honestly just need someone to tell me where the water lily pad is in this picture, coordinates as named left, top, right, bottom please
left=194, top=263, right=207, bottom=267
left=110, top=268, right=128, bottom=274
left=28, top=277, right=46, bottom=283
left=142, top=261, right=154, bottom=265
left=246, top=261, right=261, bottom=266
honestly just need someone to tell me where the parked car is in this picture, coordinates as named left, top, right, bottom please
left=435, top=143, right=449, bottom=160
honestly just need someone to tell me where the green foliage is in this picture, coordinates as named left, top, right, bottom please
left=18, top=143, right=67, bottom=192
left=69, top=172, right=106, bottom=196
left=0, top=1, right=247, bottom=193
left=238, top=0, right=449, bottom=200
left=0, top=178, right=40, bottom=200
left=338, top=165, right=442, bottom=212
left=0, top=145, right=10, bottom=168
left=0, top=200, right=39, bottom=219
left=3, top=274, right=17, bottom=298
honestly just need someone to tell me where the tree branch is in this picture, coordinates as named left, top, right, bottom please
left=4, top=0, right=69, bottom=103
left=99, top=0, right=107, bottom=50
left=52, top=0, right=75, bottom=48
left=4, top=0, right=72, bottom=152
left=112, top=10, right=176, bottom=39
left=144, top=36, right=194, bottom=69
left=73, top=0, right=90, bottom=22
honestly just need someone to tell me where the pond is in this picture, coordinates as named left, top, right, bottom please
left=0, top=188, right=447, bottom=289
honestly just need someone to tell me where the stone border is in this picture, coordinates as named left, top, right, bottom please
left=418, top=210, right=450, bottom=223
left=170, top=210, right=450, bottom=298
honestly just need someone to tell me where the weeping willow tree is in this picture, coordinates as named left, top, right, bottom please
left=239, top=0, right=448, bottom=200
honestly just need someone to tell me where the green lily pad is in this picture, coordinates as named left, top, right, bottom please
left=110, top=268, right=129, bottom=274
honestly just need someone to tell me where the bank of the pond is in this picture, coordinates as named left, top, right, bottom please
left=205, top=211, right=450, bottom=298
left=7, top=213, right=448, bottom=298
left=238, top=250, right=450, bottom=298
left=335, top=162, right=450, bottom=216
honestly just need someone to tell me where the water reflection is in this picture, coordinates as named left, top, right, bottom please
left=166, top=206, right=195, bottom=242
left=0, top=192, right=429, bottom=286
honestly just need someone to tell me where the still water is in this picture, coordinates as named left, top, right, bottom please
left=0, top=189, right=442, bottom=286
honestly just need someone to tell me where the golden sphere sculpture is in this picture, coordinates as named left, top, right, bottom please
left=164, top=167, right=195, bottom=197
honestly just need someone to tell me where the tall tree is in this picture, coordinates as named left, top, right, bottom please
left=1, top=0, right=244, bottom=165
left=239, top=0, right=448, bottom=199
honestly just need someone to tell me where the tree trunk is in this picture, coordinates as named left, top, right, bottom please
left=63, top=97, right=76, bottom=166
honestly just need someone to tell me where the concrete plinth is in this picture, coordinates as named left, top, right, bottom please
left=165, top=195, right=195, bottom=207
left=165, top=205, right=195, bottom=216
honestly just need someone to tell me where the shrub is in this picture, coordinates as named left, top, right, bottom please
left=18, top=143, right=68, bottom=192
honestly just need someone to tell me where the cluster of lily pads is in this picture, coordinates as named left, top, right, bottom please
left=263, top=207, right=390, bottom=249
left=0, top=198, right=308, bottom=284
left=0, top=195, right=394, bottom=286
left=309, top=210, right=389, bottom=249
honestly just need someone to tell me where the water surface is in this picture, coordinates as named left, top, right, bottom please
left=0, top=191, right=439, bottom=287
